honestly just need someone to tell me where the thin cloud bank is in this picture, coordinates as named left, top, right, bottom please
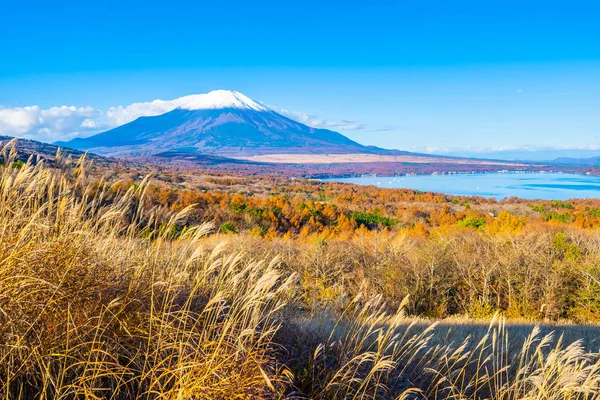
left=407, top=144, right=600, bottom=162
left=405, top=144, right=600, bottom=160
left=268, top=107, right=366, bottom=131
left=408, top=144, right=600, bottom=155
left=0, top=95, right=370, bottom=142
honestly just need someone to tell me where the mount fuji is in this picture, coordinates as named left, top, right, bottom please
left=60, top=90, right=393, bottom=158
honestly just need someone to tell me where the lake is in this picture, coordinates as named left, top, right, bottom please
left=322, top=172, right=600, bottom=200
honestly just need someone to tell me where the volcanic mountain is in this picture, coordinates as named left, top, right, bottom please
left=60, top=90, right=389, bottom=157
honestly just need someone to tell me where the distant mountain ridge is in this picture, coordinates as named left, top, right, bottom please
left=440, top=149, right=600, bottom=162
left=550, top=156, right=600, bottom=166
left=58, top=90, right=399, bottom=157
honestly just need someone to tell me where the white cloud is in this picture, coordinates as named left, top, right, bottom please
left=80, top=118, right=97, bottom=128
left=0, top=105, right=103, bottom=141
left=106, top=99, right=183, bottom=126
left=0, top=106, right=40, bottom=134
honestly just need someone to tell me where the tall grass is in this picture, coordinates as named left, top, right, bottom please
left=1, top=140, right=600, bottom=399
left=0, top=141, right=293, bottom=398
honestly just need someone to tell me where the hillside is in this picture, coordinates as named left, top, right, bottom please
left=0, top=135, right=111, bottom=166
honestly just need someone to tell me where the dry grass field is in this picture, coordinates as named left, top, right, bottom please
left=1, top=141, right=600, bottom=399
left=233, top=153, right=526, bottom=165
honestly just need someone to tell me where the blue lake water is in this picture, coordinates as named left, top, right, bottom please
left=322, top=173, right=600, bottom=200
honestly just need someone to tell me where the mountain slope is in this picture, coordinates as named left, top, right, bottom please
left=60, top=90, right=384, bottom=157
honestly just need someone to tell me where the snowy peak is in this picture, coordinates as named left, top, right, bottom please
left=177, top=90, right=269, bottom=112
left=61, top=89, right=372, bottom=157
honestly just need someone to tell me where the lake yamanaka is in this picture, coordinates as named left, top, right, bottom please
left=322, top=173, right=600, bottom=200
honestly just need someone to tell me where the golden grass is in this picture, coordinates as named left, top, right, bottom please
left=0, top=141, right=294, bottom=398
left=1, top=140, right=600, bottom=399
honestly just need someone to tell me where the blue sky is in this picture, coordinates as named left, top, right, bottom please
left=1, top=0, right=599, bottom=157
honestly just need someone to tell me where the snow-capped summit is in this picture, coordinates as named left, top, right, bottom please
left=177, top=90, right=269, bottom=112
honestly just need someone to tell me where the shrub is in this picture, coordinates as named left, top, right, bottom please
left=457, top=216, right=485, bottom=229
left=529, top=204, right=546, bottom=213
left=351, top=211, right=398, bottom=228
left=551, top=200, right=575, bottom=209
left=219, top=221, right=237, bottom=234
left=545, top=212, right=573, bottom=223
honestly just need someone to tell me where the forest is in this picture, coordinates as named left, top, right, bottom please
left=98, top=165, right=600, bottom=323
